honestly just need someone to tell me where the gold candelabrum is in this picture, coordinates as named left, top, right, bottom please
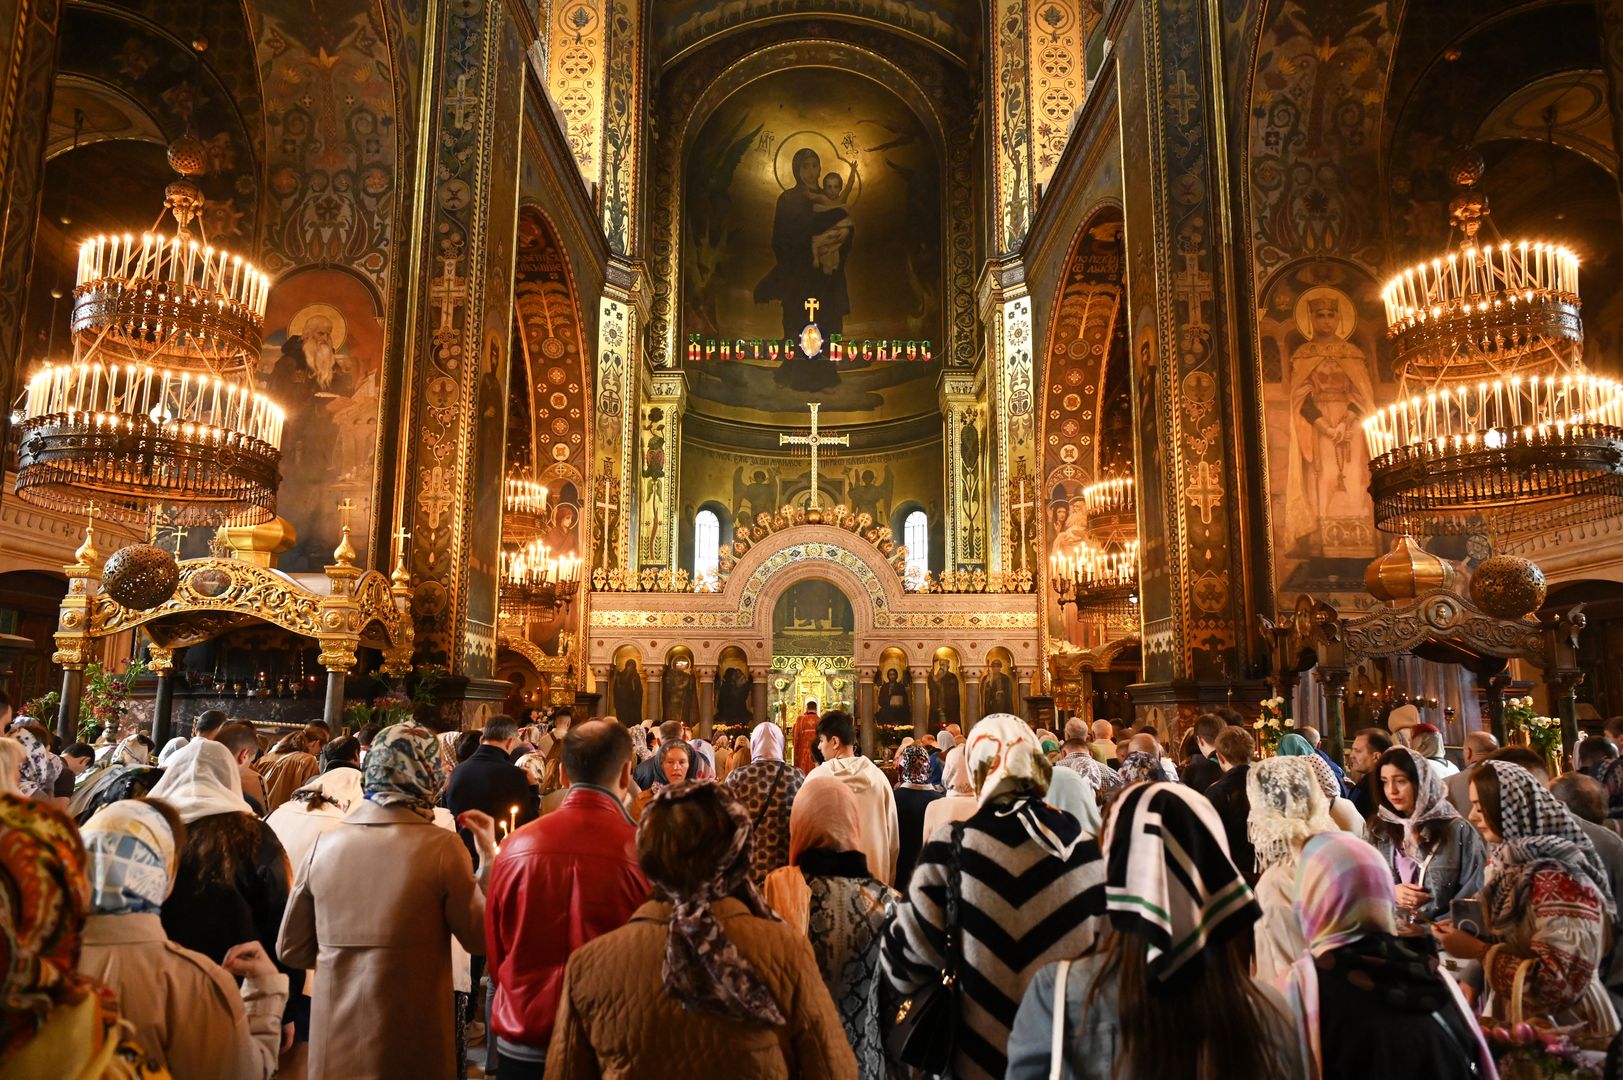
left=14, top=137, right=284, bottom=529
left=1362, top=155, right=1623, bottom=542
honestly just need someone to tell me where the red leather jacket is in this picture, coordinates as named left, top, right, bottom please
left=485, top=785, right=650, bottom=1049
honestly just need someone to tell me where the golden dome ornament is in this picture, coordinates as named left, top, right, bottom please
left=101, top=543, right=181, bottom=610
left=1364, top=535, right=1455, bottom=602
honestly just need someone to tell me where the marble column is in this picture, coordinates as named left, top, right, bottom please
left=698, top=670, right=714, bottom=739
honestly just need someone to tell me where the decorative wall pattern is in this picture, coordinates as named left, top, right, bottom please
left=545, top=0, right=604, bottom=184
left=991, top=0, right=1033, bottom=252
left=651, top=0, right=981, bottom=67
left=1041, top=212, right=1124, bottom=641
left=253, top=0, right=398, bottom=284
left=1247, top=0, right=1392, bottom=277
left=1028, top=0, right=1088, bottom=191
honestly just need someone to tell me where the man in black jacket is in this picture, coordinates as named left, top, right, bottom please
left=446, top=715, right=540, bottom=857
left=1203, top=724, right=1257, bottom=884
left=1180, top=713, right=1225, bottom=795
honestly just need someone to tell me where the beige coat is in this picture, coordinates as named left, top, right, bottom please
left=277, top=800, right=485, bottom=1080
left=77, top=912, right=287, bottom=1080
left=546, top=897, right=857, bottom=1080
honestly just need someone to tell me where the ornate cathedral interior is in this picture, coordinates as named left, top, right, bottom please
left=3, top=0, right=1621, bottom=754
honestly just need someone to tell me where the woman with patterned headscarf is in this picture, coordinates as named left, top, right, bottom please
left=723, top=721, right=806, bottom=887
left=1276, top=732, right=1363, bottom=832
left=1005, top=782, right=1306, bottom=1079
left=76, top=798, right=291, bottom=1079
left=67, top=732, right=156, bottom=823
left=0, top=791, right=166, bottom=1077
left=1435, top=758, right=1621, bottom=1039
left=891, top=743, right=941, bottom=891
left=884, top=714, right=1108, bottom=1080
left=1281, top=832, right=1492, bottom=1080
left=278, top=723, right=497, bottom=1079
left=546, top=780, right=856, bottom=1078
left=1366, top=746, right=1486, bottom=925
left=764, top=775, right=894, bottom=1079
left=1246, top=757, right=1340, bottom=984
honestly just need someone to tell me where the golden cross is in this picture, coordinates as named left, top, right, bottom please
left=803, top=297, right=820, bottom=324
left=337, top=498, right=354, bottom=533
left=170, top=524, right=188, bottom=556
left=392, top=524, right=411, bottom=548
left=778, top=402, right=848, bottom=512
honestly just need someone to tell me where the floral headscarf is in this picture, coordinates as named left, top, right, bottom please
left=898, top=745, right=932, bottom=786
left=643, top=781, right=785, bottom=1025
left=1247, top=757, right=1336, bottom=873
left=1481, top=760, right=1613, bottom=916
left=1118, top=750, right=1166, bottom=787
left=1375, top=747, right=1459, bottom=861
left=12, top=730, right=61, bottom=800
left=1293, top=832, right=1397, bottom=955
left=968, top=714, right=1081, bottom=859
left=82, top=801, right=177, bottom=916
left=689, top=739, right=717, bottom=781
left=629, top=725, right=653, bottom=763
left=363, top=723, right=447, bottom=820
left=0, top=793, right=98, bottom=1055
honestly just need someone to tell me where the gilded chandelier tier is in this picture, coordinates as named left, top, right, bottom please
left=16, top=363, right=285, bottom=525
left=1362, top=153, right=1623, bottom=540
left=13, top=136, right=284, bottom=526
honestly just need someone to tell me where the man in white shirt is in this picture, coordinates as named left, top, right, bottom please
left=808, top=710, right=899, bottom=885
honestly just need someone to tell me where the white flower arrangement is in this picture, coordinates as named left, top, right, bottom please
left=1255, top=696, right=1289, bottom=754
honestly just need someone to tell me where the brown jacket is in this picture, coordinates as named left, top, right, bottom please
left=545, top=897, right=857, bottom=1080
left=277, top=800, right=485, bottom=1080
left=77, top=912, right=287, bottom=1080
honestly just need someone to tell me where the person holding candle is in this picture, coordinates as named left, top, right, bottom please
left=445, top=715, right=540, bottom=865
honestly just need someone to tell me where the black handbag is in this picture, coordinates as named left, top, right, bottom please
left=885, top=821, right=964, bottom=1074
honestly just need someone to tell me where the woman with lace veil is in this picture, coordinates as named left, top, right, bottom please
left=1246, top=757, right=1339, bottom=985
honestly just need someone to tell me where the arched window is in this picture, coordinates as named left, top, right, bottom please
left=903, top=510, right=929, bottom=576
left=694, top=509, right=721, bottom=580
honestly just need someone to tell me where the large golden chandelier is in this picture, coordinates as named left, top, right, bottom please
left=498, top=471, right=580, bottom=622
left=14, top=137, right=283, bottom=527
left=1051, top=475, right=1140, bottom=633
left=1362, top=151, right=1623, bottom=541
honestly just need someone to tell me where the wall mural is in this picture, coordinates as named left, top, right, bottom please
left=252, top=0, right=399, bottom=287
left=1259, top=260, right=1391, bottom=595
left=680, top=65, right=942, bottom=424
left=259, top=267, right=385, bottom=570
left=513, top=208, right=589, bottom=656
left=1041, top=213, right=1125, bottom=642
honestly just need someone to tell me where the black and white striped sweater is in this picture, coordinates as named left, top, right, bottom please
left=880, top=796, right=1108, bottom=1080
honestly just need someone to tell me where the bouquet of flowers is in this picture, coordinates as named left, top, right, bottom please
left=1254, top=695, right=1289, bottom=756
left=1504, top=695, right=1536, bottom=735
left=78, top=659, right=148, bottom=742
left=1526, top=714, right=1563, bottom=758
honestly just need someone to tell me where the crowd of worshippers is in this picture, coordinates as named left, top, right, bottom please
left=9, top=691, right=1623, bottom=1080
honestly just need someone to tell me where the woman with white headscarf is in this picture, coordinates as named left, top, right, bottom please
left=882, top=714, right=1108, bottom=1080
left=147, top=738, right=299, bottom=1030
left=66, top=731, right=156, bottom=822
left=723, top=720, right=805, bottom=886
left=920, top=744, right=979, bottom=843
left=76, top=798, right=289, bottom=1079
left=1247, top=756, right=1340, bottom=985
